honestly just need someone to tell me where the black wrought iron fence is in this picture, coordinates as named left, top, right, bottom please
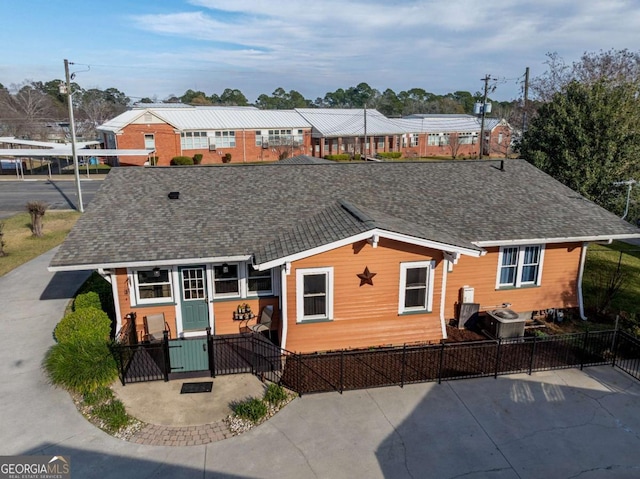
left=280, top=330, right=630, bottom=395
left=614, top=331, right=640, bottom=380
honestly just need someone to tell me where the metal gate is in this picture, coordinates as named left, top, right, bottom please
left=168, top=337, right=210, bottom=373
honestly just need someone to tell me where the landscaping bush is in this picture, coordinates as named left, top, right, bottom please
left=376, top=152, right=402, bottom=159
left=324, top=154, right=351, bottom=161
left=193, top=153, right=203, bottom=165
left=54, top=308, right=111, bottom=343
left=92, top=398, right=131, bottom=433
left=232, top=397, right=268, bottom=423
left=76, top=272, right=115, bottom=320
left=263, top=383, right=288, bottom=406
left=170, top=156, right=194, bottom=166
left=73, top=291, right=102, bottom=312
left=44, top=340, right=118, bottom=394
left=222, top=153, right=232, bottom=163
left=353, top=153, right=362, bottom=161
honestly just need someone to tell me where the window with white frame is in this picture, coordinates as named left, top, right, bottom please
left=144, top=134, right=155, bottom=150
left=427, top=134, right=441, bottom=146
left=458, top=132, right=474, bottom=144
left=409, top=133, right=419, bottom=147
left=269, top=129, right=292, bottom=146
left=180, top=131, right=208, bottom=149
left=497, top=245, right=543, bottom=288
left=213, top=264, right=239, bottom=296
left=255, top=130, right=263, bottom=146
left=375, top=137, right=385, bottom=149
left=399, top=261, right=435, bottom=313
left=214, top=131, right=236, bottom=148
left=296, top=268, right=333, bottom=321
left=247, top=266, right=273, bottom=296
left=134, top=269, right=173, bottom=304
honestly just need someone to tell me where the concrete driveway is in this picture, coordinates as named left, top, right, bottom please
left=1, top=248, right=640, bottom=478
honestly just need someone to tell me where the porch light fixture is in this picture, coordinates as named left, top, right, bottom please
left=152, top=267, right=161, bottom=277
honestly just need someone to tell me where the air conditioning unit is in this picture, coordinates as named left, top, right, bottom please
left=209, top=144, right=216, bottom=151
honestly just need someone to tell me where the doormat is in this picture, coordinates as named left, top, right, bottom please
left=180, top=381, right=213, bottom=394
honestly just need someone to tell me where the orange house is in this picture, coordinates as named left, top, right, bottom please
left=50, top=160, right=640, bottom=354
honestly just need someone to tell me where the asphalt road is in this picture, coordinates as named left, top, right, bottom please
left=0, top=179, right=103, bottom=219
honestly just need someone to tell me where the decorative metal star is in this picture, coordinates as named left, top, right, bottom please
left=357, top=266, right=377, bottom=286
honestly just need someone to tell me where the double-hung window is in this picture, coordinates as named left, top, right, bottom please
left=399, top=261, right=435, bottom=314
left=247, top=266, right=273, bottom=296
left=181, top=131, right=208, bottom=149
left=497, top=245, right=544, bottom=288
left=296, top=268, right=333, bottom=321
left=213, top=264, right=239, bottom=297
left=214, top=131, right=236, bottom=148
left=134, top=269, right=173, bottom=304
left=410, top=133, right=419, bottom=147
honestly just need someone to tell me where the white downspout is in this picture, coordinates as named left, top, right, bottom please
left=577, top=242, right=588, bottom=320
left=242, top=128, right=246, bottom=163
left=99, top=270, right=123, bottom=337
left=280, top=264, right=289, bottom=349
left=440, top=259, right=449, bottom=339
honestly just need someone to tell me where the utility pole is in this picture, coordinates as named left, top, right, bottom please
left=522, top=67, right=530, bottom=134
left=478, top=75, right=491, bottom=159
left=63, top=59, right=84, bottom=213
left=363, top=104, right=367, bottom=158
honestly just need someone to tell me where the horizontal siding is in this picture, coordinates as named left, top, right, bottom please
left=114, top=268, right=178, bottom=341
left=445, top=243, right=582, bottom=318
left=285, top=238, right=445, bottom=353
left=213, top=297, right=280, bottom=336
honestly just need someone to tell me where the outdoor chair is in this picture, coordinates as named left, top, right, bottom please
left=143, top=313, right=170, bottom=342
left=248, top=305, right=274, bottom=336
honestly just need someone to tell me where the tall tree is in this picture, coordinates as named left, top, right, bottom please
left=218, top=88, right=249, bottom=106
left=520, top=80, right=640, bottom=217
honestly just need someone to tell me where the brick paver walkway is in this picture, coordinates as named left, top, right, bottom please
left=129, top=419, right=234, bottom=446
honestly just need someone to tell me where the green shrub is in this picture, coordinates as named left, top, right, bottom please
left=263, top=383, right=288, bottom=405
left=76, top=272, right=114, bottom=321
left=232, top=397, right=268, bottom=423
left=92, top=399, right=131, bottom=433
left=83, top=385, right=114, bottom=406
left=192, top=154, right=203, bottom=165
left=54, top=308, right=111, bottom=343
left=222, top=153, right=232, bottom=163
left=353, top=153, right=361, bottom=161
left=324, top=154, right=351, bottom=161
left=170, top=156, right=194, bottom=166
left=376, top=152, right=402, bottom=159
left=44, top=340, right=118, bottom=394
left=73, top=291, right=102, bottom=312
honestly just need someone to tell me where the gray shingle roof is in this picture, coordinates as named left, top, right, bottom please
left=50, top=160, right=640, bottom=269
left=276, top=155, right=334, bottom=165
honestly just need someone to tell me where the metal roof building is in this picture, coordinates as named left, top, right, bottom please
left=295, top=108, right=407, bottom=138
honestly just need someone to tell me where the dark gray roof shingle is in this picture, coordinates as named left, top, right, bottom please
left=50, top=160, right=640, bottom=268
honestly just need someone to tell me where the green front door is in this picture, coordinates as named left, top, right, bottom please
left=179, top=266, right=210, bottom=331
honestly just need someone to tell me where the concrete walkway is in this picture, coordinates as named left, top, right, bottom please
left=2, top=248, right=640, bottom=478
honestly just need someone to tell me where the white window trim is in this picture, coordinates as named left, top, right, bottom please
left=296, top=267, right=334, bottom=322
left=130, top=267, right=174, bottom=306
left=246, top=265, right=274, bottom=297
left=213, top=262, right=241, bottom=298
left=398, top=260, right=436, bottom=314
left=495, top=245, right=545, bottom=289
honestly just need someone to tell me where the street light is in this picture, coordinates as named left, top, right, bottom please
left=62, top=59, right=84, bottom=213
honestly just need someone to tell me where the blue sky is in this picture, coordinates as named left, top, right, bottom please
left=1, top=0, right=639, bottom=103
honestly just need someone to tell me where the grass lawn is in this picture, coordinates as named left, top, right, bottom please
left=0, top=210, right=81, bottom=276
left=583, top=241, right=640, bottom=316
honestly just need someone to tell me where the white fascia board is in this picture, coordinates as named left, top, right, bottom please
left=47, top=255, right=252, bottom=273
left=474, top=234, right=640, bottom=248
left=254, top=229, right=483, bottom=271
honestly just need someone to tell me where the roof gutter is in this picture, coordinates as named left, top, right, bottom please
left=48, top=255, right=253, bottom=273
left=474, top=234, right=640, bottom=247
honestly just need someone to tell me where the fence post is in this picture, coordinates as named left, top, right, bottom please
left=298, top=353, right=303, bottom=397
left=251, top=335, right=256, bottom=375
left=580, top=330, right=589, bottom=370
left=611, top=316, right=619, bottom=368
left=400, top=344, right=407, bottom=388
left=116, top=345, right=126, bottom=386
left=528, top=335, right=537, bottom=375
left=162, top=330, right=170, bottom=382
left=438, top=342, right=445, bottom=384
left=494, top=339, right=502, bottom=379
left=206, top=327, right=215, bottom=378
left=340, top=350, right=344, bottom=394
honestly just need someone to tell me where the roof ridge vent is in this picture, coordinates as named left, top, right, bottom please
left=339, top=199, right=375, bottom=226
